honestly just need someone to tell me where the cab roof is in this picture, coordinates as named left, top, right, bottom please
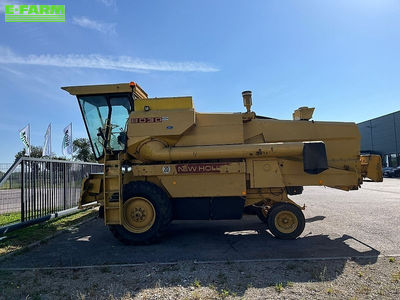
left=61, top=82, right=148, bottom=99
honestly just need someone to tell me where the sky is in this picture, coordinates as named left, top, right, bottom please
left=0, top=0, right=400, bottom=162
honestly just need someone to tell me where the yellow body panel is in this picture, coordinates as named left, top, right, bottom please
left=134, top=97, right=193, bottom=111
left=127, top=109, right=195, bottom=139
left=132, top=162, right=245, bottom=177
left=251, top=160, right=285, bottom=188
left=176, top=113, right=244, bottom=146
left=160, top=174, right=246, bottom=197
left=360, top=154, right=383, bottom=182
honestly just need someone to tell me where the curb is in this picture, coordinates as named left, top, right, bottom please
left=0, top=213, right=97, bottom=263
left=1, top=253, right=399, bottom=272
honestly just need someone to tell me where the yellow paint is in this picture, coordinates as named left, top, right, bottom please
left=274, top=210, right=298, bottom=234
left=134, top=97, right=193, bottom=111
left=122, top=197, right=156, bottom=233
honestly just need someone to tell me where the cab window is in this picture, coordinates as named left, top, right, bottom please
left=78, top=94, right=132, bottom=159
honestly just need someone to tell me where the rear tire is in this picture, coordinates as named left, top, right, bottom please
left=267, top=203, right=305, bottom=239
left=109, top=181, right=172, bottom=245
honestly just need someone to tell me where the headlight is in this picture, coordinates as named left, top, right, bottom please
left=121, top=163, right=132, bottom=173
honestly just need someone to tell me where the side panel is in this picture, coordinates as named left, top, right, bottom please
left=248, top=158, right=359, bottom=189
left=244, top=119, right=361, bottom=171
left=134, top=97, right=193, bottom=111
left=176, top=113, right=244, bottom=146
left=160, top=174, right=246, bottom=197
left=279, top=159, right=359, bottom=187
left=251, top=160, right=285, bottom=188
left=127, top=109, right=195, bottom=138
left=360, top=154, right=383, bottom=182
left=133, top=162, right=246, bottom=198
left=244, top=119, right=361, bottom=189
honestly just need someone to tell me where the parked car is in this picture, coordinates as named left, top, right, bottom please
left=382, top=167, right=400, bottom=178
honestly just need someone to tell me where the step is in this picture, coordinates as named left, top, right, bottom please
left=105, top=190, right=119, bottom=194
left=105, top=204, right=119, bottom=209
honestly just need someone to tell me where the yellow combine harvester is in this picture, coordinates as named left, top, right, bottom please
left=62, top=82, right=382, bottom=244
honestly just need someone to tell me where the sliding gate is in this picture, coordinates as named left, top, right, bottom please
left=0, top=157, right=102, bottom=227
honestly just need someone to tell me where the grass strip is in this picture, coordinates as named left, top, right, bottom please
left=0, top=209, right=96, bottom=257
left=0, top=212, right=20, bottom=226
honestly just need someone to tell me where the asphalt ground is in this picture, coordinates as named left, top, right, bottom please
left=0, top=179, right=399, bottom=269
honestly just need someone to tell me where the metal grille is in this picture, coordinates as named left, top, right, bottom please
left=0, top=158, right=102, bottom=225
left=0, top=163, right=21, bottom=214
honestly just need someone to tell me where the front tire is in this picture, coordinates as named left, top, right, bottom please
left=267, top=203, right=305, bottom=239
left=256, top=206, right=269, bottom=225
left=109, top=181, right=172, bottom=245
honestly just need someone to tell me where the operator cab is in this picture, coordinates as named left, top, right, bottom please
left=62, top=82, right=147, bottom=160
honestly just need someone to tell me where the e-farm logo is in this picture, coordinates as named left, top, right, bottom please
left=4, top=4, right=65, bottom=22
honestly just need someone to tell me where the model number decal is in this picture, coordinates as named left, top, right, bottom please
left=176, top=163, right=229, bottom=174
left=131, top=117, right=162, bottom=123
left=131, top=116, right=169, bottom=123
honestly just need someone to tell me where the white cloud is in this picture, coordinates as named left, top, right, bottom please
left=0, top=46, right=219, bottom=73
left=97, top=0, right=116, bottom=7
left=72, top=16, right=116, bottom=35
left=0, top=0, right=22, bottom=13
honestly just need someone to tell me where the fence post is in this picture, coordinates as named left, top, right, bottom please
left=63, top=163, right=67, bottom=210
left=20, top=160, right=24, bottom=222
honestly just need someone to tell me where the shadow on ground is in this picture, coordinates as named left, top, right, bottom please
left=0, top=216, right=380, bottom=277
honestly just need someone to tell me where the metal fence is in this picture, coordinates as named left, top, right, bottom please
left=0, top=158, right=103, bottom=226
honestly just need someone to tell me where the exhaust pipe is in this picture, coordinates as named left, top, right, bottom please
left=242, top=90, right=252, bottom=113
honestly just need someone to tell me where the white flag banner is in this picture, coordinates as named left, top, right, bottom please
left=43, top=124, right=52, bottom=157
left=19, top=124, right=31, bottom=156
left=62, top=123, right=73, bottom=156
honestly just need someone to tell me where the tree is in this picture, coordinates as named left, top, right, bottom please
left=13, top=138, right=95, bottom=163
left=73, top=138, right=96, bottom=162
left=14, top=146, right=43, bottom=161
left=51, top=155, right=68, bottom=161
left=14, top=146, right=68, bottom=162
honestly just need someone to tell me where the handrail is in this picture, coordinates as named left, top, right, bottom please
left=19, top=157, right=101, bottom=165
left=0, top=157, right=23, bottom=187
left=0, top=157, right=103, bottom=188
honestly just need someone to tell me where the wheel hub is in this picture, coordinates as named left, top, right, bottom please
left=274, top=210, right=298, bottom=234
left=132, top=207, right=147, bottom=222
left=123, top=197, right=156, bottom=233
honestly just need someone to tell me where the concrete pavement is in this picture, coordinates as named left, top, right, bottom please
left=0, top=179, right=398, bottom=268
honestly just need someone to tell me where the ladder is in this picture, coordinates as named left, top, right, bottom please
left=103, top=153, right=123, bottom=224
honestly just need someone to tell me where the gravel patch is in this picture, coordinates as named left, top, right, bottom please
left=1, top=256, right=399, bottom=299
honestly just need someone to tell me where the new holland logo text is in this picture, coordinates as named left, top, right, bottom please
left=4, top=5, right=65, bottom=22
left=176, top=163, right=229, bottom=174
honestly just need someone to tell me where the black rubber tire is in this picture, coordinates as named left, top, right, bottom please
left=98, top=206, right=104, bottom=219
left=256, top=207, right=269, bottom=224
left=109, top=181, right=172, bottom=245
left=267, top=203, right=305, bottom=240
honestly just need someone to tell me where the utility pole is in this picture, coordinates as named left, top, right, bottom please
left=366, top=120, right=375, bottom=152
left=393, top=113, right=399, bottom=167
